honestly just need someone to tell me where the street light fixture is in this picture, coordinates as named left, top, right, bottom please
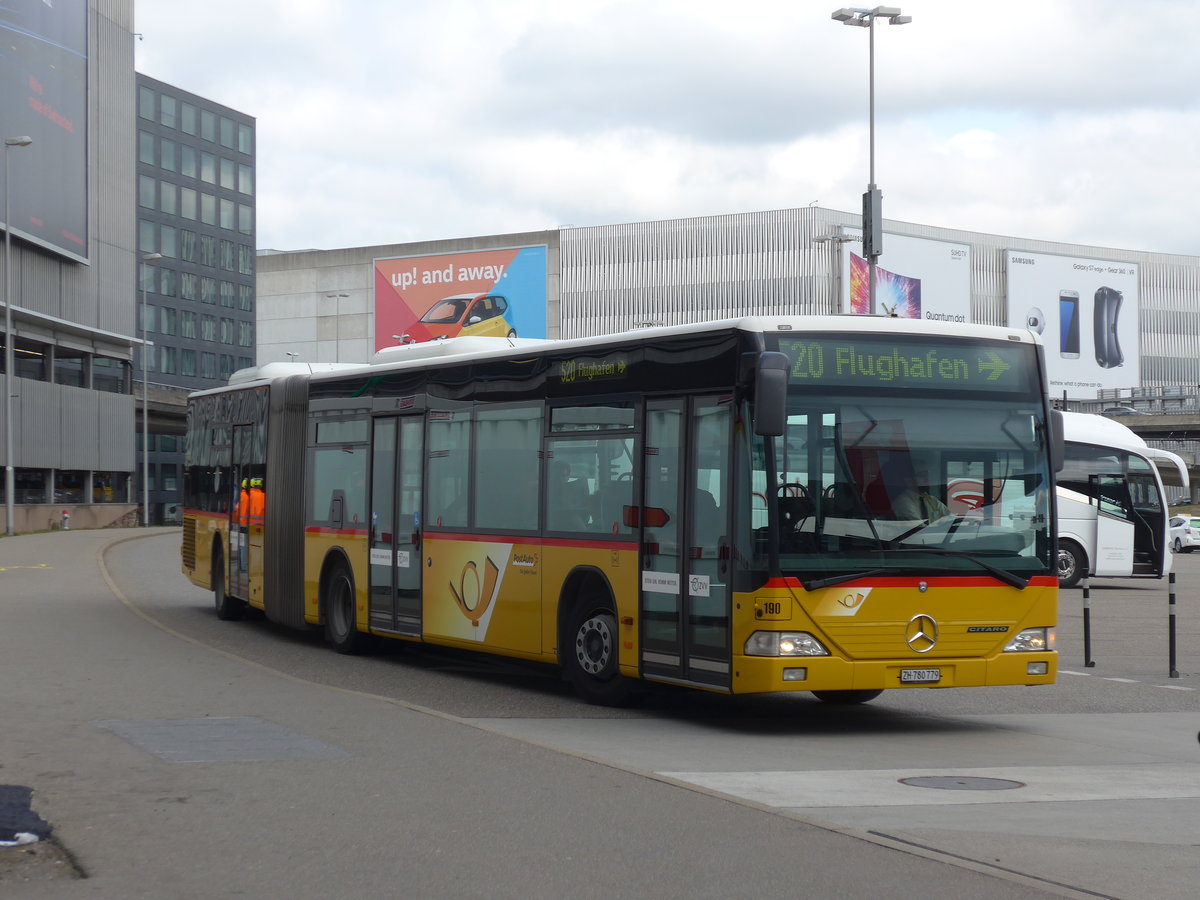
left=325, top=292, right=349, bottom=362
left=831, top=6, right=911, bottom=315
left=4, top=135, right=33, bottom=536
left=140, top=251, right=162, bottom=527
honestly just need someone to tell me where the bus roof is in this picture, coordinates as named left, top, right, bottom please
left=1062, top=410, right=1190, bottom=489
left=196, top=315, right=1044, bottom=397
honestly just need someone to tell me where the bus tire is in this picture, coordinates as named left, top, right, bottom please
left=212, top=546, right=244, bottom=621
left=564, top=593, right=635, bottom=707
left=325, top=561, right=366, bottom=654
left=812, top=689, right=883, bottom=704
left=1057, top=540, right=1086, bottom=589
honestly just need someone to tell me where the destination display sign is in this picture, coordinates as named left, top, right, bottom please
left=775, top=335, right=1036, bottom=393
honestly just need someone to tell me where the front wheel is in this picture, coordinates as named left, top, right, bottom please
left=1057, top=540, right=1087, bottom=589
left=325, top=562, right=367, bottom=654
left=812, top=689, right=883, bottom=705
left=564, top=598, right=635, bottom=706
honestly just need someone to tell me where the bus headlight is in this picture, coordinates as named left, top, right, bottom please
left=744, top=631, right=830, bottom=657
left=1004, top=627, right=1053, bottom=653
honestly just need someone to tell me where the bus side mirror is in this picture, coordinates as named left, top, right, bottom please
left=754, top=352, right=788, bottom=437
left=1050, top=410, right=1065, bottom=472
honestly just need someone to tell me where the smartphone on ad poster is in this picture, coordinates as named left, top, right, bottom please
left=1059, top=290, right=1080, bottom=359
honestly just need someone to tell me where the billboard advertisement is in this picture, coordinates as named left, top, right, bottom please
left=839, top=230, right=972, bottom=323
left=1005, top=251, right=1139, bottom=399
left=0, top=0, right=88, bottom=263
left=374, top=245, right=548, bottom=351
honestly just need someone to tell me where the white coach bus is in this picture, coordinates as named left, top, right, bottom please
left=1056, top=411, right=1189, bottom=587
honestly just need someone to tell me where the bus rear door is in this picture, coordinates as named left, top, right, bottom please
left=369, top=415, right=425, bottom=636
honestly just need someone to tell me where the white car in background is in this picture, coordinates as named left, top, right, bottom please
left=1168, top=515, right=1200, bottom=553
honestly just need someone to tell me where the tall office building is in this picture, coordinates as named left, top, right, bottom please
left=134, top=74, right=256, bottom=524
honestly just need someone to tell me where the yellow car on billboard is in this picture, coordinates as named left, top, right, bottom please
left=412, top=293, right=517, bottom=341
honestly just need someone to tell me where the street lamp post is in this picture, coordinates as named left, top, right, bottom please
left=325, top=292, right=348, bottom=362
left=4, top=135, right=33, bottom=536
left=831, top=7, right=911, bottom=315
left=140, top=251, right=162, bottom=527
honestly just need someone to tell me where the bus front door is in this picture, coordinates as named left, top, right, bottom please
left=369, top=416, right=424, bottom=636
left=640, top=397, right=732, bottom=690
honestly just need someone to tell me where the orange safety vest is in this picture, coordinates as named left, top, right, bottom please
left=248, top=486, right=265, bottom=527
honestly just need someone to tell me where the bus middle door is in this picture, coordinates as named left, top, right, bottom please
left=640, top=397, right=732, bottom=690
left=369, top=415, right=424, bottom=636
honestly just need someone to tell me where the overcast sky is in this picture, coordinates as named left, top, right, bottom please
left=134, top=0, right=1200, bottom=257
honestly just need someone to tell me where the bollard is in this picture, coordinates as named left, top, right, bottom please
left=1082, top=575, right=1094, bottom=667
left=1169, top=571, right=1179, bottom=679
left=61, top=509, right=70, bottom=531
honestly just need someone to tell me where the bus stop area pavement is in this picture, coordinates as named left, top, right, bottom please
left=2, top=527, right=1199, bottom=899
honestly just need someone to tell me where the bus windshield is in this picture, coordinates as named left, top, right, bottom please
left=742, top=336, right=1054, bottom=589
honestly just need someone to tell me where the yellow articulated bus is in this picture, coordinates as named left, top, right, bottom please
left=182, top=316, right=1063, bottom=705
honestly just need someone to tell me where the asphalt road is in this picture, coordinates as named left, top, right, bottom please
left=2, top=527, right=1198, bottom=899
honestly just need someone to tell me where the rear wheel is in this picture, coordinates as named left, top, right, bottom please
left=212, top=546, right=244, bottom=621
left=325, top=562, right=367, bottom=654
left=812, top=689, right=883, bottom=705
left=1057, top=539, right=1087, bottom=589
left=564, top=594, right=635, bottom=706
left=1173, top=537, right=1183, bottom=553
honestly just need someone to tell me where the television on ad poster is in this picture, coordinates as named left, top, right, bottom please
left=849, top=253, right=922, bottom=318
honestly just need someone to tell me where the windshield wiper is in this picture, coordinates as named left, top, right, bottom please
left=885, top=547, right=1030, bottom=589
left=799, top=568, right=891, bottom=592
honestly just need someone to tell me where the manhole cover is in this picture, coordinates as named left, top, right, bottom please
left=899, top=776, right=1025, bottom=791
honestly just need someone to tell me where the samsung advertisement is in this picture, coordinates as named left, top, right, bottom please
left=839, top=229, right=972, bottom=323
left=1005, top=251, right=1139, bottom=400
left=0, top=0, right=89, bottom=263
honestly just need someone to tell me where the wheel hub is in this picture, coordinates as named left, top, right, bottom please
left=576, top=616, right=612, bottom=675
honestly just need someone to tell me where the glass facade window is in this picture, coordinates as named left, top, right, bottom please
left=201, top=353, right=216, bottom=378
left=180, top=229, right=197, bottom=262
left=238, top=204, right=252, bottom=236
left=238, top=321, right=253, bottom=347
left=93, top=357, right=129, bottom=394
left=220, top=198, right=234, bottom=230
left=201, top=192, right=216, bottom=225
left=220, top=281, right=235, bottom=308
left=200, top=151, right=215, bottom=184
left=181, top=311, right=197, bottom=338
left=141, top=303, right=155, bottom=334
left=220, top=158, right=235, bottom=190
left=239, top=285, right=254, bottom=311
left=181, top=102, right=196, bottom=135
left=201, top=315, right=216, bottom=340
left=219, top=355, right=234, bottom=379
left=160, top=307, right=177, bottom=336
left=181, top=187, right=197, bottom=219
left=160, top=138, right=176, bottom=171
left=238, top=244, right=254, bottom=274
left=159, top=268, right=177, bottom=298
left=238, top=124, right=252, bottom=154
left=140, top=264, right=156, bottom=293
left=181, top=349, right=197, bottom=376
left=54, top=350, right=86, bottom=388
left=139, top=219, right=156, bottom=252
left=139, top=130, right=155, bottom=163
left=181, top=273, right=198, bottom=300
left=160, top=224, right=177, bottom=257
left=220, top=240, right=235, bottom=271
left=181, top=145, right=196, bottom=178
left=160, top=346, right=178, bottom=375
left=200, top=235, right=217, bottom=266
left=220, top=318, right=234, bottom=344
left=138, top=86, right=155, bottom=119
left=138, top=175, right=156, bottom=209
left=160, top=95, right=177, bottom=129
left=219, top=117, right=234, bottom=149
left=15, top=339, right=47, bottom=381
left=159, top=181, right=177, bottom=215
left=238, top=164, right=253, bottom=195
left=201, top=109, right=215, bottom=142
left=200, top=279, right=218, bottom=306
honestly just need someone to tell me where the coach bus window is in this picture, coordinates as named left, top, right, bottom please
left=428, top=410, right=471, bottom=528
left=474, top=405, right=541, bottom=532
left=546, top=436, right=635, bottom=535
left=309, top=415, right=368, bottom=529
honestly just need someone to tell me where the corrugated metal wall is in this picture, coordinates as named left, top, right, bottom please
left=560, top=207, right=1200, bottom=389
